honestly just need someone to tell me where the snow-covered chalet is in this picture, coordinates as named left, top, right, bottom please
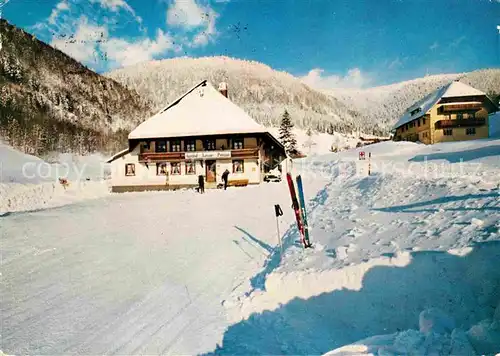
left=393, top=81, right=498, bottom=144
left=106, top=80, right=286, bottom=192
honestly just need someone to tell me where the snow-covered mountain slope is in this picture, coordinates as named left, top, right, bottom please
left=2, top=138, right=499, bottom=355
left=106, top=57, right=385, bottom=136
left=0, top=19, right=153, bottom=156
left=327, top=69, right=500, bottom=129
left=328, top=74, right=460, bottom=128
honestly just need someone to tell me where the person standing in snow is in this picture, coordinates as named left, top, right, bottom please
left=198, top=174, right=205, bottom=194
left=222, top=169, right=230, bottom=190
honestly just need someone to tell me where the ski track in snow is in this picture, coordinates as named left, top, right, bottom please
left=1, top=139, right=500, bottom=355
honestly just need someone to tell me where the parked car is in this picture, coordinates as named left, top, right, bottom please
left=264, top=172, right=282, bottom=182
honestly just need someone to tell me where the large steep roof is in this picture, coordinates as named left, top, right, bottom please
left=393, top=81, right=490, bottom=130
left=129, top=80, right=267, bottom=140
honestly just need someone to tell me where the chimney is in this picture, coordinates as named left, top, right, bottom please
left=218, top=82, right=228, bottom=98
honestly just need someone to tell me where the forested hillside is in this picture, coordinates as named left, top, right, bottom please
left=0, top=19, right=153, bottom=156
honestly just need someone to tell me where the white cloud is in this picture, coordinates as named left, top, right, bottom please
left=167, top=0, right=208, bottom=27
left=90, top=0, right=142, bottom=24
left=190, top=8, right=218, bottom=47
left=34, top=0, right=222, bottom=71
left=388, top=57, right=404, bottom=70
left=167, top=0, right=219, bottom=47
left=48, top=1, right=70, bottom=25
left=449, top=36, right=466, bottom=48
left=34, top=0, right=173, bottom=71
left=91, top=0, right=132, bottom=12
left=101, top=29, right=174, bottom=67
left=301, top=68, right=372, bottom=90
left=430, top=41, right=439, bottom=50
left=49, top=14, right=175, bottom=70
left=50, top=16, right=108, bottom=65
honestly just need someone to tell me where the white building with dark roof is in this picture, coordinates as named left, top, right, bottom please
left=107, top=80, right=286, bottom=192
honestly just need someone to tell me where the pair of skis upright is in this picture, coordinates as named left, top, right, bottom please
left=286, top=172, right=312, bottom=248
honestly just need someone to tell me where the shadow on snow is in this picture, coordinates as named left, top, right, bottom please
left=244, top=180, right=335, bottom=291
left=373, top=192, right=500, bottom=213
left=234, top=226, right=274, bottom=254
left=205, top=241, right=500, bottom=355
left=408, top=145, right=500, bottom=163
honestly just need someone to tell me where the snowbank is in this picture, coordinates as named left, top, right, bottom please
left=2, top=138, right=499, bottom=355
left=0, top=142, right=53, bottom=184
left=326, top=303, right=500, bottom=356
left=216, top=139, right=500, bottom=355
left=0, top=144, right=110, bottom=214
left=325, top=308, right=475, bottom=356
left=0, top=181, right=110, bottom=215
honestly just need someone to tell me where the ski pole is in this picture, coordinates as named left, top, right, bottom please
left=368, top=152, right=371, bottom=176
left=274, top=204, right=284, bottom=258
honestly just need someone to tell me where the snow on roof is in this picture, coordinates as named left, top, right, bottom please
left=129, top=80, right=268, bottom=140
left=393, top=81, right=487, bottom=129
left=441, top=81, right=485, bottom=98
left=106, top=148, right=128, bottom=163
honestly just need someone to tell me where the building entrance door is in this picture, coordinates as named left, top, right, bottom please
left=206, top=160, right=216, bottom=182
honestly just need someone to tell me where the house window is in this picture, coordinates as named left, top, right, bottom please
left=205, top=139, right=216, bottom=151
left=157, top=162, right=168, bottom=176
left=457, top=113, right=464, bottom=120
left=156, top=140, right=167, bottom=152
left=125, top=163, right=135, bottom=176
left=185, top=161, right=196, bottom=175
left=232, top=138, right=244, bottom=149
left=171, top=140, right=181, bottom=152
left=232, top=160, right=244, bottom=173
left=417, top=119, right=421, bottom=127
left=444, top=128, right=453, bottom=136
left=405, top=124, right=409, bottom=130
left=142, top=142, right=150, bottom=152
left=171, top=162, right=181, bottom=175
left=185, top=140, right=196, bottom=151
left=466, top=128, right=476, bottom=136
left=422, top=118, right=426, bottom=125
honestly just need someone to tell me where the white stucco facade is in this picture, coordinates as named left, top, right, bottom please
left=110, top=144, right=263, bottom=191
left=107, top=80, right=285, bottom=192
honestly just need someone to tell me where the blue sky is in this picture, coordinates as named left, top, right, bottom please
left=2, top=0, right=500, bottom=88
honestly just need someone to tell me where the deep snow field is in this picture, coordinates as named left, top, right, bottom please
left=1, top=138, right=500, bottom=355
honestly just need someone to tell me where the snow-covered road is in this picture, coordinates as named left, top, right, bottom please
left=1, top=182, right=327, bottom=355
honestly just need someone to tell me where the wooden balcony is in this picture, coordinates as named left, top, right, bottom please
left=437, top=102, right=482, bottom=114
left=139, top=152, right=184, bottom=162
left=138, top=148, right=259, bottom=162
left=435, top=118, right=486, bottom=129
left=231, top=148, right=259, bottom=159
